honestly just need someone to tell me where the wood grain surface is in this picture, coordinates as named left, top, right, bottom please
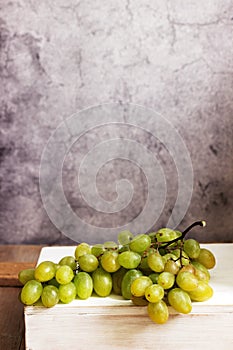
left=0, top=245, right=44, bottom=287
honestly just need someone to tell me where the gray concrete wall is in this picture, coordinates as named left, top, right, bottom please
left=0, top=1, right=232, bottom=244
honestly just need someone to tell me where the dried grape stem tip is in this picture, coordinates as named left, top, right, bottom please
left=163, top=220, right=206, bottom=248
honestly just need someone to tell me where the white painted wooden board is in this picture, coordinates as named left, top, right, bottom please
left=25, top=244, right=233, bottom=350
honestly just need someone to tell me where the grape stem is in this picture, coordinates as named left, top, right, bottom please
left=162, top=221, right=206, bottom=248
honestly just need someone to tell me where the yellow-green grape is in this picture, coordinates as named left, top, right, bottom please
left=164, top=260, right=180, bottom=275
left=34, top=261, right=56, bottom=282
left=183, top=239, right=200, bottom=259
left=41, top=285, right=59, bottom=307
left=147, top=300, right=169, bottom=324
left=18, top=268, right=35, bottom=285
left=148, top=232, right=156, bottom=243
left=145, top=284, right=164, bottom=303
left=129, top=234, right=151, bottom=254
left=179, top=264, right=196, bottom=274
left=112, top=267, right=127, bottom=295
left=118, top=251, right=141, bottom=269
left=192, top=261, right=210, bottom=282
left=188, top=281, right=213, bottom=302
left=157, top=272, right=175, bottom=289
left=55, top=265, right=74, bottom=285
left=194, top=248, right=216, bottom=269
left=73, top=272, right=93, bottom=299
left=20, top=280, right=43, bottom=305
left=59, top=282, right=76, bottom=303
left=168, top=288, right=192, bottom=314
left=92, top=267, right=112, bottom=297
left=139, top=256, right=151, bottom=274
left=163, top=253, right=178, bottom=263
left=172, top=249, right=190, bottom=266
left=91, top=244, right=105, bottom=257
left=54, top=263, right=60, bottom=272
left=100, top=251, right=121, bottom=273
left=176, top=271, right=198, bottom=291
left=130, top=276, right=153, bottom=297
left=59, top=256, right=77, bottom=270
left=147, top=252, right=165, bottom=272
left=118, top=230, right=134, bottom=246
left=155, top=228, right=181, bottom=242
left=121, top=269, right=143, bottom=300
left=48, top=278, right=60, bottom=288
left=148, top=273, right=160, bottom=284
left=78, top=254, right=99, bottom=272
left=103, top=241, right=118, bottom=250
left=75, top=243, right=91, bottom=259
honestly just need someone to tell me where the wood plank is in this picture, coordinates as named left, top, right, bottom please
left=0, top=287, right=24, bottom=350
left=0, top=262, right=36, bottom=287
left=0, top=245, right=43, bottom=287
left=0, top=245, right=43, bottom=263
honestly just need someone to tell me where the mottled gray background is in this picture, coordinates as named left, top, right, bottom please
left=0, top=0, right=233, bottom=245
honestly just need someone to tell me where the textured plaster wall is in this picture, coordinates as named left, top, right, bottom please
left=0, top=0, right=233, bottom=244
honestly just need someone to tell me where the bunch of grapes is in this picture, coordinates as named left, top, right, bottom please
left=18, top=221, right=216, bottom=324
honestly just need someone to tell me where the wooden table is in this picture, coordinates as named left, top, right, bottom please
left=0, top=245, right=43, bottom=350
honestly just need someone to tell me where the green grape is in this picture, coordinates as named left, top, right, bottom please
left=148, top=273, right=160, bottom=284
left=129, top=234, right=151, bottom=254
left=118, top=245, right=130, bottom=253
left=138, top=256, right=151, bottom=275
left=92, top=267, right=112, bottom=297
left=112, top=267, right=127, bottom=295
left=130, top=276, right=153, bottom=297
left=73, top=272, right=93, bottom=299
left=194, top=248, right=216, bottom=269
left=59, top=282, right=76, bottom=304
left=118, top=230, right=134, bottom=245
left=34, top=261, right=56, bottom=282
left=118, top=251, right=141, bottom=269
left=103, top=241, right=118, bottom=250
left=91, top=244, right=105, bottom=257
left=164, top=260, right=180, bottom=275
left=145, top=284, right=164, bottom=303
left=100, top=251, right=121, bottom=273
left=147, top=252, right=165, bottom=272
left=59, top=256, right=77, bottom=270
left=172, top=249, right=190, bottom=266
left=54, top=263, right=60, bottom=272
left=176, top=271, right=198, bottom=291
left=168, top=288, right=192, bottom=314
left=183, top=239, right=200, bottom=259
left=157, top=272, right=175, bottom=289
left=41, top=285, right=59, bottom=307
left=163, top=253, right=178, bottom=263
left=55, top=265, right=74, bottom=285
left=78, top=254, right=99, bottom=272
left=121, top=269, right=143, bottom=300
left=131, top=295, right=149, bottom=306
left=179, top=264, right=195, bottom=274
left=191, top=261, right=210, bottom=281
left=18, top=268, right=35, bottom=285
left=48, top=278, right=60, bottom=288
left=147, top=300, right=169, bottom=324
left=75, top=243, right=91, bottom=259
left=148, top=232, right=156, bottom=243
left=20, top=280, right=43, bottom=305
left=155, top=228, right=181, bottom=242
left=188, top=281, right=213, bottom=301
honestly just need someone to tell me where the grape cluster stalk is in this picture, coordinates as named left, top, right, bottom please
left=18, top=221, right=216, bottom=324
